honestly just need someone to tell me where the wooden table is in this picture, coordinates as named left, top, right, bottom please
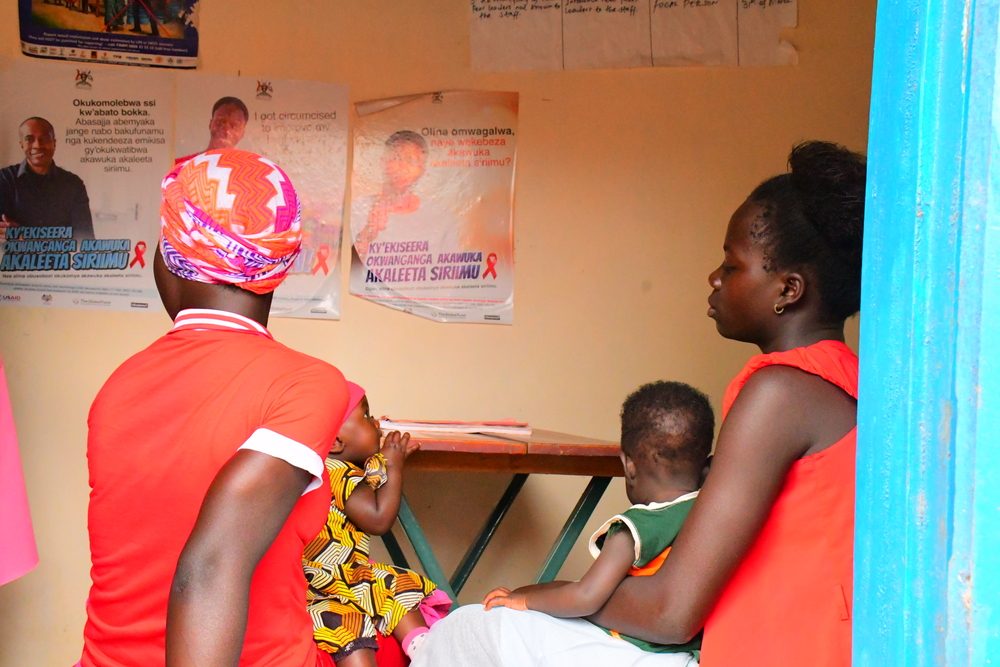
left=381, top=429, right=622, bottom=605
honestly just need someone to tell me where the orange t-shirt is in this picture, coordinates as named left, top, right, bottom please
left=82, top=309, right=348, bottom=667
left=700, top=340, right=857, bottom=667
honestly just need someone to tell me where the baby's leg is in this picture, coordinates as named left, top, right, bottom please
left=391, top=609, right=430, bottom=658
left=334, top=647, right=377, bottom=667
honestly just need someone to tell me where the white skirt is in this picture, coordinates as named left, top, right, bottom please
left=410, top=604, right=698, bottom=667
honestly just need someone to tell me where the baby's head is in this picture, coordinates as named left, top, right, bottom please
left=335, top=387, right=383, bottom=466
left=619, top=381, right=714, bottom=505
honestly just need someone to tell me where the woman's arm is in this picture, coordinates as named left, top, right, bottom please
left=589, top=367, right=838, bottom=644
left=343, top=431, right=416, bottom=536
left=484, top=529, right=635, bottom=617
left=166, top=449, right=312, bottom=667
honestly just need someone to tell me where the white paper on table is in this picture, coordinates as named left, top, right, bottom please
left=737, top=0, right=798, bottom=67
left=470, top=1, right=564, bottom=71
left=651, top=0, right=737, bottom=67
left=563, top=0, right=652, bottom=70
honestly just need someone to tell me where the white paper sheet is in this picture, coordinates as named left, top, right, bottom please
left=737, top=0, right=798, bottom=67
left=468, top=0, right=797, bottom=70
left=470, top=1, right=564, bottom=71
left=651, top=1, right=737, bottom=67
left=563, top=0, right=652, bottom=70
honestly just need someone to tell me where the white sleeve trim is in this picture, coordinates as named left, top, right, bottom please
left=238, top=427, right=325, bottom=495
left=587, top=515, right=641, bottom=564
left=631, top=490, right=700, bottom=511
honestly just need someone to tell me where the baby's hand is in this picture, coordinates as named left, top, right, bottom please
left=381, top=431, right=419, bottom=467
left=483, top=587, right=527, bottom=611
left=482, top=586, right=510, bottom=607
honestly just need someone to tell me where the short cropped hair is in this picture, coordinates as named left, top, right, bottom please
left=385, top=129, right=427, bottom=153
left=211, top=96, right=249, bottom=122
left=620, top=381, right=714, bottom=477
left=19, top=116, right=55, bottom=139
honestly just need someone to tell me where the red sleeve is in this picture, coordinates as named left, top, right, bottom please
left=239, top=360, right=348, bottom=490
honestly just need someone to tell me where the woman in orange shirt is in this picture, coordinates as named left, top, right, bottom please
left=413, top=140, right=865, bottom=667
left=589, top=139, right=865, bottom=667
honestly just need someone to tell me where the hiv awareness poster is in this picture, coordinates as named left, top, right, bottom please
left=175, top=74, right=349, bottom=319
left=18, top=0, right=199, bottom=69
left=0, top=59, right=350, bottom=319
left=0, top=59, right=172, bottom=311
left=349, top=91, right=517, bottom=324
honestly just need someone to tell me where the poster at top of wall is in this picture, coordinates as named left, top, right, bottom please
left=469, top=0, right=796, bottom=70
left=0, top=59, right=348, bottom=319
left=174, top=74, right=349, bottom=320
left=349, top=91, right=517, bottom=325
left=0, top=58, right=172, bottom=311
left=18, top=0, right=199, bottom=69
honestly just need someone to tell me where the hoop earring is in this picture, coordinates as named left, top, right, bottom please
left=773, top=304, right=785, bottom=315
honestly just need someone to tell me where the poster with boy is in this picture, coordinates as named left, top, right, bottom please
left=349, top=91, right=517, bottom=324
left=0, top=58, right=173, bottom=311
left=174, top=74, right=349, bottom=319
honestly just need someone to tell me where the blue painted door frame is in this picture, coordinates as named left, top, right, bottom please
left=856, top=0, right=999, bottom=664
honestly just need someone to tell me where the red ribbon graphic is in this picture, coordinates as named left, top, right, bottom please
left=311, top=244, right=331, bottom=275
left=129, top=241, right=147, bottom=268
left=483, top=252, right=498, bottom=279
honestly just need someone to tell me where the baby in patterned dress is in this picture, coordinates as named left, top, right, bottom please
left=303, top=383, right=446, bottom=666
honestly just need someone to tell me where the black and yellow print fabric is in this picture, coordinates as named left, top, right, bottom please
left=303, top=458, right=436, bottom=656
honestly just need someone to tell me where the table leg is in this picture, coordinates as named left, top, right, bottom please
left=395, top=494, right=459, bottom=606
left=449, top=473, right=528, bottom=594
left=534, top=476, right=612, bottom=583
left=381, top=528, right=410, bottom=569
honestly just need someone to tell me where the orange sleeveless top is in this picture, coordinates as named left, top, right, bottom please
left=700, top=340, right=857, bottom=667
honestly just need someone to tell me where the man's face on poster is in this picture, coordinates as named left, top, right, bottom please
left=383, top=141, right=427, bottom=193
left=19, top=119, right=56, bottom=175
left=209, top=104, right=247, bottom=149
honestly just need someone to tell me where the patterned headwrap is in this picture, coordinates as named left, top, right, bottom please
left=159, top=149, right=301, bottom=294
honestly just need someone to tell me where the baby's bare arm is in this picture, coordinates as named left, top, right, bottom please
left=484, top=530, right=635, bottom=618
left=343, top=431, right=417, bottom=535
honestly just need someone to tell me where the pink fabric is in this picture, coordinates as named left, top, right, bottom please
left=417, top=589, right=453, bottom=628
left=401, top=627, right=428, bottom=655
left=370, top=588, right=451, bottom=666
left=0, top=357, right=38, bottom=586
left=345, top=381, right=366, bottom=421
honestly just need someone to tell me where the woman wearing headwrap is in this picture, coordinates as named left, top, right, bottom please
left=81, top=150, right=351, bottom=667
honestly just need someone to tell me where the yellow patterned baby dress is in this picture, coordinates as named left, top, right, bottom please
left=303, top=458, right=437, bottom=658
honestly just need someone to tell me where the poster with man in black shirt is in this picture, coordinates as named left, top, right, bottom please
left=0, top=59, right=346, bottom=316
left=0, top=117, right=94, bottom=240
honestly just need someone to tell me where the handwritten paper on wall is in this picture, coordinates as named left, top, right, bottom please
left=469, top=0, right=797, bottom=71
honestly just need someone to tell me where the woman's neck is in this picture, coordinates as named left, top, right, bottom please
left=758, top=319, right=846, bottom=354
left=177, top=281, right=273, bottom=328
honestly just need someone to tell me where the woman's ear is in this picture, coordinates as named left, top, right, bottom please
left=777, top=271, right=806, bottom=309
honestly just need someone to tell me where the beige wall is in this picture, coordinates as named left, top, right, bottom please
left=0, top=1, right=874, bottom=664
